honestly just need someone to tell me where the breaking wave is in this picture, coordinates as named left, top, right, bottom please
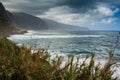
left=8, top=30, right=106, bottom=40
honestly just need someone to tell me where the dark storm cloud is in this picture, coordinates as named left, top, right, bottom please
left=62, top=0, right=96, bottom=8
left=0, top=0, right=64, bottom=14
left=0, top=0, right=120, bottom=15
left=60, top=0, right=120, bottom=13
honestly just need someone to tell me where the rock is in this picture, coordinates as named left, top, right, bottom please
left=0, top=2, right=6, bottom=15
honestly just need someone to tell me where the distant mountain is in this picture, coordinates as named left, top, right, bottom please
left=8, top=12, right=48, bottom=30
left=0, top=2, right=89, bottom=36
left=9, top=12, right=89, bottom=31
left=43, top=19, right=89, bottom=31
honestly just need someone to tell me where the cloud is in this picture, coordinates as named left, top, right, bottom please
left=97, top=6, right=115, bottom=16
left=38, top=4, right=119, bottom=27
left=95, top=4, right=119, bottom=16
left=1, top=0, right=64, bottom=14
left=101, top=18, right=117, bottom=24
left=1, top=0, right=120, bottom=15
left=38, top=6, right=92, bottom=25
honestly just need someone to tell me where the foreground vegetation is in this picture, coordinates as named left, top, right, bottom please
left=0, top=38, right=118, bottom=80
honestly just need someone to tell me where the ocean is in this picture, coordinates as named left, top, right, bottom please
left=8, top=30, right=120, bottom=78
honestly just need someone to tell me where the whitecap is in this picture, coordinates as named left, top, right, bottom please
left=8, top=34, right=106, bottom=40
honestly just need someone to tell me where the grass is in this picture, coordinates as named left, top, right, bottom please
left=0, top=37, right=118, bottom=80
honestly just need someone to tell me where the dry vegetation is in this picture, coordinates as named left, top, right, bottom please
left=0, top=37, right=118, bottom=80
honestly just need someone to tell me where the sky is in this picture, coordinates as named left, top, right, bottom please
left=0, top=0, right=120, bottom=30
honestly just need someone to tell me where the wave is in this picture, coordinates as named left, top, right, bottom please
left=48, top=50, right=120, bottom=79
left=7, top=30, right=106, bottom=40
left=8, top=34, right=106, bottom=40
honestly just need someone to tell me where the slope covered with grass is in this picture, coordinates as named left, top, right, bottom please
left=0, top=38, right=118, bottom=80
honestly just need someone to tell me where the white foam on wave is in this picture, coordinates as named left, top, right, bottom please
left=48, top=50, right=120, bottom=79
left=7, top=30, right=107, bottom=40
left=8, top=31, right=106, bottom=40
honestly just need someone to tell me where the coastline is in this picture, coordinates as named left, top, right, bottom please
left=11, top=29, right=28, bottom=35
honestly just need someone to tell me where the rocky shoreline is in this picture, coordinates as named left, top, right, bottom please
left=11, top=29, right=28, bottom=35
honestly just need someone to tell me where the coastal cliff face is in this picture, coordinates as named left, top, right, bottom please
left=0, top=2, right=18, bottom=35
left=0, top=2, right=7, bottom=20
left=0, top=2, right=8, bottom=29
